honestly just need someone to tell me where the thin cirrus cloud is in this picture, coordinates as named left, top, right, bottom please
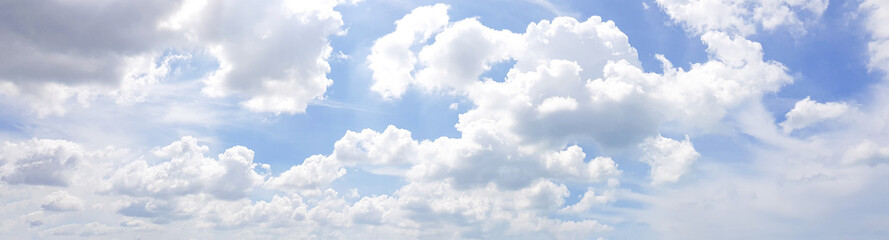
left=1, top=0, right=889, bottom=239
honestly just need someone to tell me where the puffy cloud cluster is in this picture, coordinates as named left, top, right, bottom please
left=612, top=1, right=889, bottom=239
left=0, top=0, right=356, bottom=115
left=41, top=191, right=85, bottom=212
left=0, top=139, right=85, bottom=186
left=0, top=131, right=620, bottom=239
left=103, top=136, right=263, bottom=200
left=5, top=1, right=889, bottom=239
left=861, top=0, right=889, bottom=73
left=369, top=5, right=639, bottom=99
left=639, top=135, right=700, bottom=184
left=196, top=0, right=354, bottom=114
left=368, top=4, right=791, bottom=185
left=780, top=97, right=850, bottom=134
left=654, top=0, right=828, bottom=35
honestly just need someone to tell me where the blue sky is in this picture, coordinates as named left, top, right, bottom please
left=1, top=0, right=889, bottom=239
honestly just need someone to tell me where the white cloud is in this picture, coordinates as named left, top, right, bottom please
left=0, top=1, right=187, bottom=116
left=780, top=97, right=850, bottom=134
left=0, top=139, right=83, bottom=186
left=332, top=125, right=419, bottom=166
left=544, top=146, right=621, bottom=182
left=640, top=135, right=700, bottom=184
left=0, top=132, right=621, bottom=239
left=266, top=155, right=345, bottom=192
left=654, top=0, right=828, bottom=36
left=41, top=191, right=85, bottom=212
left=7, top=2, right=889, bottom=239
left=537, top=96, right=579, bottom=115
left=369, top=6, right=793, bottom=154
left=842, top=140, right=889, bottom=165
left=861, top=0, right=889, bottom=73
left=370, top=8, right=640, bottom=99
left=0, top=0, right=354, bottom=116
left=198, top=0, right=348, bottom=114
left=368, top=4, right=451, bottom=99
left=104, top=136, right=263, bottom=200
left=45, top=222, right=117, bottom=237
left=560, top=187, right=615, bottom=214
left=413, top=18, right=522, bottom=93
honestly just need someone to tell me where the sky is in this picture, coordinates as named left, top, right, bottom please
left=1, top=0, right=888, bottom=239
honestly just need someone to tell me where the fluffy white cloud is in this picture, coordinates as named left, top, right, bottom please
left=0, top=139, right=83, bottom=186
left=544, top=146, right=621, bottom=182
left=0, top=0, right=355, bottom=115
left=7, top=1, right=889, bottom=239
left=861, top=0, right=889, bottom=73
left=560, top=187, right=615, bottom=214
left=332, top=125, right=420, bottom=166
left=780, top=97, right=850, bottom=134
left=368, top=4, right=451, bottom=99
left=370, top=7, right=639, bottom=99
left=0, top=1, right=189, bottom=116
left=640, top=135, right=700, bottom=184
left=266, top=154, right=346, bottom=192
left=198, top=0, right=351, bottom=114
left=104, top=136, right=262, bottom=200
left=654, top=0, right=828, bottom=35
left=0, top=130, right=614, bottom=238
left=842, top=140, right=889, bottom=165
left=41, top=191, right=85, bottom=212
left=45, top=222, right=117, bottom=237
left=370, top=6, right=793, bottom=154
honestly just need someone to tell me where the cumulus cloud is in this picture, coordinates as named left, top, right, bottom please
left=0, top=0, right=354, bottom=115
left=780, top=97, right=850, bottom=134
left=104, top=136, right=262, bottom=200
left=0, top=1, right=186, bottom=116
left=198, top=0, right=350, bottom=114
left=45, top=222, right=117, bottom=237
left=266, top=154, right=346, bottom=192
left=0, top=139, right=84, bottom=186
left=640, top=135, right=700, bottom=184
left=654, top=0, right=828, bottom=35
left=842, top=140, right=889, bottom=165
left=369, top=5, right=793, bottom=155
left=7, top=1, right=889, bottom=239
left=560, top=187, right=615, bottom=214
left=0, top=125, right=629, bottom=238
left=369, top=8, right=639, bottom=99
left=368, top=3, right=451, bottom=99
left=543, top=146, right=621, bottom=182
left=41, top=191, right=85, bottom=212
left=861, top=0, right=889, bottom=73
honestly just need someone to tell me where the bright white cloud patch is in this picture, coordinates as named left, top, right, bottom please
left=861, top=0, right=889, bottom=73
left=4, top=0, right=889, bottom=239
left=0, top=0, right=353, bottom=115
left=0, top=1, right=187, bottom=116
left=0, top=134, right=622, bottom=239
left=104, top=136, right=262, bottom=200
left=41, top=191, right=85, bottom=212
left=368, top=3, right=451, bottom=99
left=780, top=97, right=849, bottom=134
left=0, top=139, right=84, bottom=186
left=198, top=0, right=351, bottom=114
left=560, top=187, right=615, bottom=214
left=655, top=0, right=828, bottom=35
left=639, top=135, right=700, bottom=184
left=843, top=140, right=889, bottom=165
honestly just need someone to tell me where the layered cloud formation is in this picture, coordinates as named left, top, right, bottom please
left=1, top=0, right=888, bottom=239
left=0, top=0, right=357, bottom=115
